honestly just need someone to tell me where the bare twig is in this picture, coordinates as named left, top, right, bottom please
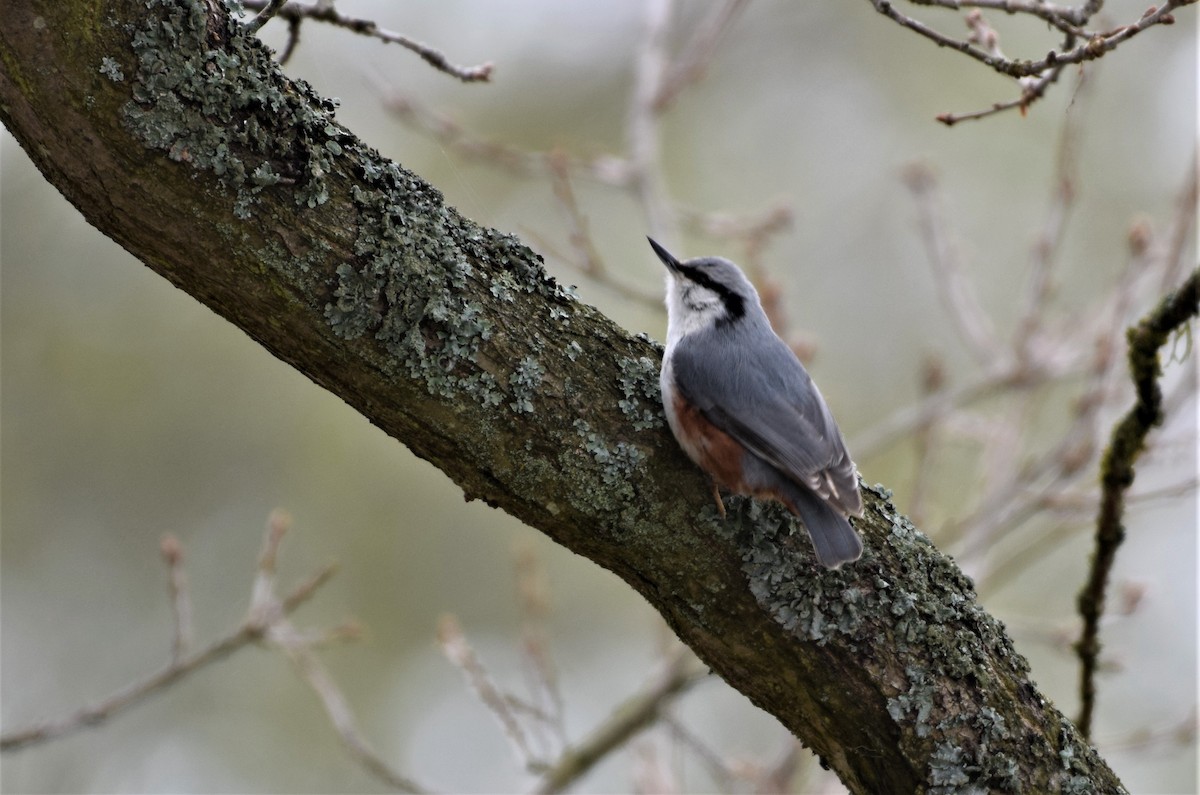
left=245, top=0, right=287, bottom=34
left=1014, top=68, right=1089, bottom=365
left=514, top=545, right=568, bottom=757
left=908, top=355, right=948, bottom=527
left=278, top=14, right=303, bottom=65
left=438, top=613, right=544, bottom=772
left=850, top=360, right=1027, bottom=456
left=160, top=533, right=193, bottom=663
left=272, top=622, right=423, bottom=792
left=902, top=163, right=1001, bottom=365
left=871, top=0, right=1194, bottom=121
left=548, top=153, right=605, bottom=280
left=628, top=0, right=677, bottom=244
left=936, top=65, right=1065, bottom=126
left=869, top=0, right=1190, bottom=79
left=653, top=0, right=751, bottom=111
left=0, top=515, right=335, bottom=752
left=1161, top=152, right=1199, bottom=291
left=1075, top=267, right=1199, bottom=739
left=1, top=623, right=259, bottom=752
left=910, top=0, right=1091, bottom=34
left=532, top=651, right=709, bottom=794
left=1097, top=707, right=1198, bottom=751
left=1, top=513, right=421, bottom=793
left=662, top=714, right=737, bottom=791
left=243, top=1, right=493, bottom=82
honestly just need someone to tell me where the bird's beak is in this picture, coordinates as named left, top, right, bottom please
left=647, top=237, right=682, bottom=273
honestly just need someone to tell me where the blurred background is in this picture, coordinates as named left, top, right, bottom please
left=2, top=1, right=1196, bottom=792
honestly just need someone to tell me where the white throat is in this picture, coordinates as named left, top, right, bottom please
left=664, top=275, right=726, bottom=350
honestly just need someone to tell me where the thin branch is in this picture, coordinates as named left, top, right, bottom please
left=1075, top=267, right=1199, bottom=739
left=628, top=0, right=677, bottom=244
left=0, top=623, right=259, bottom=752
left=272, top=622, right=425, bottom=793
left=1161, top=152, right=1199, bottom=292
left=0, top=540, right=338, bottom=753
left=438, top=613, right=543, bottom=772
left=245, top=0, right=287, bottom=34
left=278, top=14, right=303, bottom=65
left=160, top=533, right=194, bottom=663
left=653, top=0, right=751, bottom=111
left=243, top=1, right=493, bottom=82
left=869, top=0, right=1191, bottom=80
left=901, top=163, right=1001, bottom=365
left=908, top=355, right=948, bottom=528
left=513, top=541, right=568, bottom=756
left=662, top=714, right=738, bottom=791
left=0, top=512, right=420, bottom=795
left=1014, top=68, right=1089, bottom=364
left=377, top=87, right=640, bottom=191
left=935, top=64, right=1065, bottom=125
left=1097, top=707, right=1198, bottom=752
left=909, top=0, right=1091, bottom=34
left=532, top=652, right=709, bottom=795
left=850, top=359, right=1027, bottom=457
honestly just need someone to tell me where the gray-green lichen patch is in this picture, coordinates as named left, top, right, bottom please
left=99, top=56, right=124, bottom=82
left=564, top=419, right=648, bottom=524
left=510, top=356, right=544, bottom=414
left=731, top=480, right=1078, bottom=791
left=122, top=0, right=342, bottom=218
left=616, top=355, right=664, bottom=430
left=731, top=496, right=863, bottom=643
left=329, top=164, right=556, bottom=409
left=120, top=2, right=568, bottom=412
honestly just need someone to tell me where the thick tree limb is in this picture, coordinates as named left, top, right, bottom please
left=0, top=1, right=1126, bottom=791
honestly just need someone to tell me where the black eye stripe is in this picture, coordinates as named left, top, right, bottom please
left=679, top=264, right=745, bottom=323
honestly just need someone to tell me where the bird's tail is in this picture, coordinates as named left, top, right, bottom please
left=780, top=482, right=864, bottom=569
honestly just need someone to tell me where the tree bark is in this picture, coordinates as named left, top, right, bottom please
left=0, top=1, right=1127, bottom=791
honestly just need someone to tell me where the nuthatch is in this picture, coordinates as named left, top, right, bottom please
left=650, top=237, right=864, bottom=569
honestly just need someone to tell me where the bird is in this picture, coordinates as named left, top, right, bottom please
left=650, top=237, right=864, bottom=569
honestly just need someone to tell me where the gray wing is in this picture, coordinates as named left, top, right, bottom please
left=671, top=326, right=862, bottom=517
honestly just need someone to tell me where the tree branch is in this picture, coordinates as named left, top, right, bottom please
left=0, top=517, right=339, bottom=753
left=1074, top=268, right=1199, bottom=739
left=242, top=0, right=494, bottom=82
left=870, top=0, right=1195, bottom=122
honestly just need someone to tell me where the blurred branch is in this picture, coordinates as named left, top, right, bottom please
left=627, top=0, right=677, bottom=244
left=513, top=541, right=568, bottom=757
left=438, top=613, right=547, bottom=773
left=1162, top=152, right=1199, bottom=290
left=901, top=163, right=1001, bottom=366
left=432, top=547, right=719, bottom=791
left=159, top=533, right=194, bottom=662
left=1097, top=707, right=1198, bottom=752
left=1, top=513, right=335, bottom=753
left=242, top=0, right=494, bottom=81
left=1014, top=68, right=1089, bottom=365
left=1074, top=267, right=1199, bottom=739
left=532, top=650, right=709, bottom=795
left=245, top=0, right=286, bottom=34
left=868, top=0, right=1195, bottom=122
left=1, top=512, right=424, bottom=793
left=652, top=0, right=750, bottom=111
